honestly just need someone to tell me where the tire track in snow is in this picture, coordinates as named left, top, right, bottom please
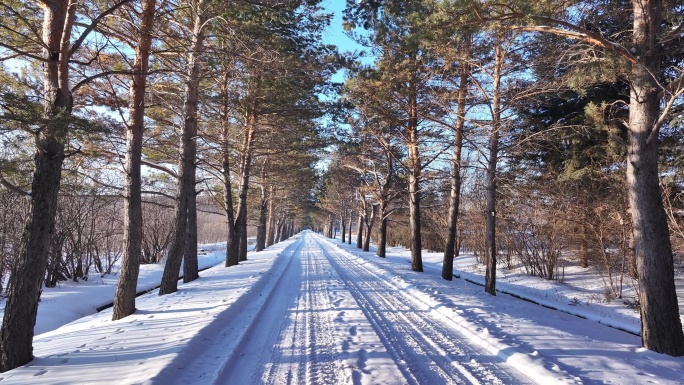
left=210, top=237, right=307, bottom=385
left=313, top=236, right=533, bottom=385
left=300, top=240, right=342, bottom=385
left=217, top=237, right=348, bottom=385
left=258, top=238, right=345, bottom=384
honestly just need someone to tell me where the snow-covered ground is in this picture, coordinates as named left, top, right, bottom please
left=1, top=231, right=683, bottom=384
left=0, top=242, right=233, bottom=336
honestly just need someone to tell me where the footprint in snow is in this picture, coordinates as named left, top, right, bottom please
left=33, top=370, right=48, bottom=376
left=349, top=326, right=357, bottom=336
left=61, top=358, right=69, bottom=364
left=357, top=349, right=368, bottom=370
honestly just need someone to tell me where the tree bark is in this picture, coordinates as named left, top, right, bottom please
left=629, top=0, right=684, bottom=356
left=266, top=186, right=276, bottom=247
left=235, top=106, right=257, bottom=262
left=183, top=187, right=198, bottom=283
left=159, top=0, right=205, bottom=295
left=408, top=80, right=423, bottom=272
left=485, top=34, right=503, bottom=296
left=327, top=215, right=333, bottom=238
left=112, top=0, right=156, bottom=320
left=279, top=221, right=288, bottom=242
left=0, top=0, right=73, bottom=372
left=355, top=211, right=364, bottom=249
left=375, top=190, right=389, bottom=256
left=255, top=185, right=268, bottom=251
left=363, top=204, right=378, bottom=252
left=341, top=212, right=347, bottom=243
left=274, top=220, right=283, bottom=244
left=222, top=95, right=238, bottom=267
left=442, top=35, right=469, bottom=281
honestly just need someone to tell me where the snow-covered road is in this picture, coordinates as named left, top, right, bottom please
left=4, top=230, right=684, bottom=384
left=207, top=233, right=533, bottom=385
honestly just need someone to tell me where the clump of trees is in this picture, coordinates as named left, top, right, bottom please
left=1, top=0, right=683, bottom=370
left=315, top=0, right=684, bottom=356
left=0, top=0, right=336, bottom=372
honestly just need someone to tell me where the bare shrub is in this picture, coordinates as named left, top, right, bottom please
left=585, top=205, right=633, bottom=299
left=45, top=196, right=123, bottom=287
left=141, top=199, right=175, bottom=264
left=501, top=196, right=567, bottom=281
left=459, top=188, right=487, bottom=263
left=0, top=192, right=31, bottom=295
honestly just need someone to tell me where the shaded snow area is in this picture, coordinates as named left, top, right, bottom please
left=2, top=231, right=684, bottom=384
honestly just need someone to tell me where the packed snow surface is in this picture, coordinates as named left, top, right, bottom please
left=1, top=231, right=683, bottom=384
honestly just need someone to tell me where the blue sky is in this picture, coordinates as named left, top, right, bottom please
left=321, top=1, right=374, bottom=82
left=321, top=1, right=364, bottom=52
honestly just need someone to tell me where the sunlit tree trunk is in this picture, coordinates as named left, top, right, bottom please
left=341, top=211, right=347, bottom=243
left=159, top=0, right=205, bottom=295
left=113, top=0, right=157, bottom=319
left=356, top=209, right=364, bottom=248
left=183, top=187, right=198, bottom=283
left=485, top=34, right=503, bottom=296
left=442, top=35, right=469, bottom=281
left=235, top=104, right=257, bottom=262
left=0, top=0, right=74, bottom=372
left=222, top=105, right=238, bottom=266
left=363, top=204, right=377, bottom=251
left=407, top=80, right=423, bottom=272
left=376, top=205, right=388, bottom=257
left=628, top=0, right=684, bottom=355
left=255, top=185, right=268, bottom=251
left=266, top=186, right=276, bottom=247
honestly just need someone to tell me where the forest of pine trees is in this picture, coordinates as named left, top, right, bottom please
left=0, top=0, right=683, bottom=372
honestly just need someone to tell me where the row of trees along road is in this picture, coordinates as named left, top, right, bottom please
left=1, top=0, right=683, bottom=371
left=0, top=0, right=338, bottom=372
left=316, top=0, right=684, bottom=356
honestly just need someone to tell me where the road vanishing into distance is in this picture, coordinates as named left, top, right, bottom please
left=211, top=232, right=534, bottom=385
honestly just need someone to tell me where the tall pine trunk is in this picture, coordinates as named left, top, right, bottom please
left=279, top=221, right=288, bottom=242
left=0, top=0, right=73, bottom=372
left=113, top=0, right=156, bottom=319
left=341, top=212, right=347, bottom=243
left=183, top=187, right=198, bottom=283
left=376, top=203, right=388, bottom=257
left=484, top=34, right=503, bottom=296
left=222, top=108, right=238, bottom=266
left=408, top=82, right=423, bottom=272
left=234, top=106, right=256, bottom=262
left=363, top=204, right=378, bottom=251
left=629, top=0, right=684, bottom=355
left=255, top=185, right=268, bottom=251
left=442, top=36, right=469, bottom=281
left=159, top=0, right=205, bottom=295
left=355, top=211, right=363, bottom=248
left=266, top=186, right=276, bottom=247
left=276, top=220, right=284, bottom=243
left=327, top=215, right=333, bottom=238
